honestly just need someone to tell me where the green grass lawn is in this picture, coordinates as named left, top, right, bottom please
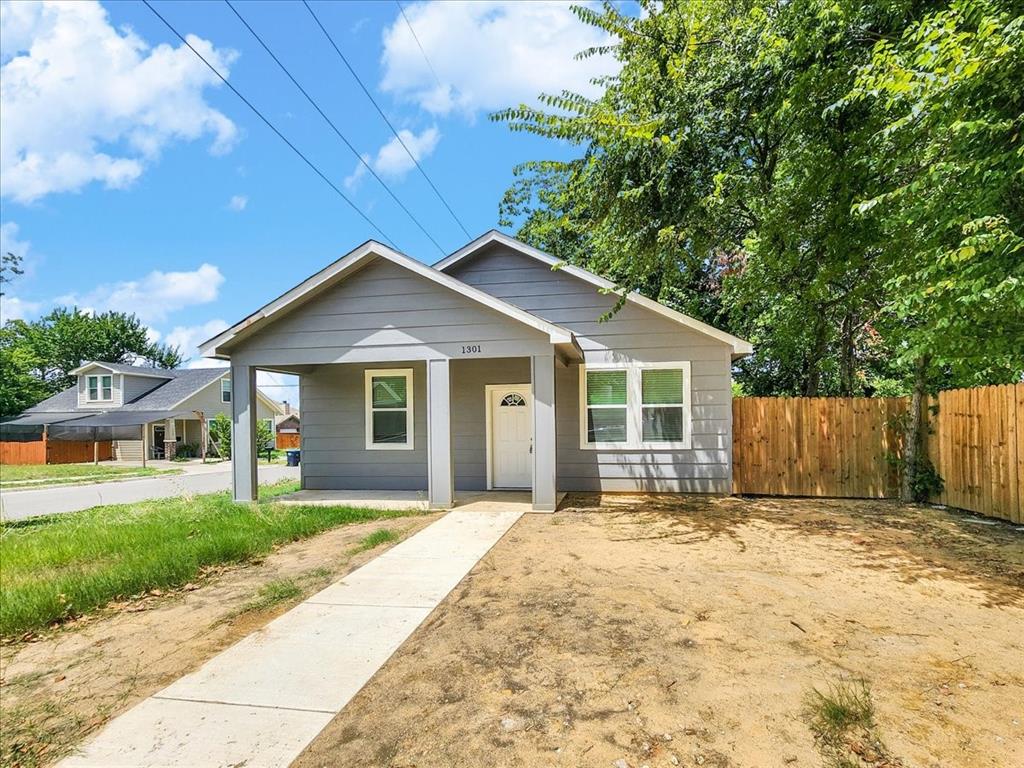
left=0, top=481, right=419, bottom=637
left=0, top=463, right=178, bottom=489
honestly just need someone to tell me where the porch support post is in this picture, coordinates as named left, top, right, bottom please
left=231, top=363, right=258, bottom=502
left=426, top=358, right=453, bottom=509
left=531, top=354, right=557, bottom=512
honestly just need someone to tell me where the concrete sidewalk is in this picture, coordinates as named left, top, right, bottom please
left=58, top=508, right=524, bottom=768
left=0, top=464, right=299, bottom=521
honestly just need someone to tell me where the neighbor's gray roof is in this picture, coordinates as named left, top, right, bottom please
left=26, top=367, right=227, bottom=413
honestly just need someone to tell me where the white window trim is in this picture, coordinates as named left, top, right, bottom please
left=578, top=361, right=692, bottom=450
left=364, top=368, right=414, bottom=451
left=86, top=374, right=114, bottom=402
left=221, top=378, right=232, bottom=403
left=578, top=364, right=631, bottom=450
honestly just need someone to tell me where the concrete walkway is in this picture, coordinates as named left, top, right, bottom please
left=58, top=508, right=524, bottom=768
left=0, top=464, right=299, bottom=521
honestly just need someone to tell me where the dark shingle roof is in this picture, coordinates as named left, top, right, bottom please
left=26, top=366, right=228, bottom=413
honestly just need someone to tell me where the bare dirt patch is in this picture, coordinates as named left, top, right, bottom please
left=293, top=496, right=1024, bottom=768
left=0, top=513, right=439, bottom=768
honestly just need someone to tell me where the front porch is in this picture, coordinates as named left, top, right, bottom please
left=273, top=489, right=567, bottom=514
left=229, top=354, right=565, bottom=513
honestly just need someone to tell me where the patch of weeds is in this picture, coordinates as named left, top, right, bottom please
left=238, top=579, right=302, bottom=614
left=804, top=679, right=902, bottom=767
left=351, top=528, right=399, bottom=554
left=1, top=696, right=93, bottom=768
left=303, top=566, right=333, bottom=582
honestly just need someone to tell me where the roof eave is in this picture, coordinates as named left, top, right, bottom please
left=435, top=231, right=755, bottom=356
left=203, top=239, right=577, bottom=359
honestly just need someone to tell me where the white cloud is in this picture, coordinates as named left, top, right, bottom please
left=344, top=127, right=439, bottom=190
left=227, top=194, right=248, bottom=211
left=57, top=263, right=225, bottom=324
left=166, top=318, right=229, bottom=359
left=374, top=127, right=439, bottom=177
left=0, top=295, right=41, bottom=322
left=0, top=221, right=30, bottom=261
left=380, top=1, right=616, bottom=116
left=1, top=0, right=238, bottom=203
left=343, top=155, right=370, bottom=191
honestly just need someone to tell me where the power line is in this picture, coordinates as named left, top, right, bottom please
left=302, top=0, right=472, bottom=239
left=224, top=0, right=446, bottom=255
left=395, top=0, right=445, bottom=94
left=141, top=0, right=400, bottom=249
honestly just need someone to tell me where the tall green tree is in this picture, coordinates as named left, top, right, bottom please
left=0, top=308, right=183, bottom=416
left=845, top=0, right=1024, bottom=497
left=497, top=0, right=935, bottom=396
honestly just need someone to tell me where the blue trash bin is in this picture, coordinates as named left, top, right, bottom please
left=286, top=449, right=300, bottom=467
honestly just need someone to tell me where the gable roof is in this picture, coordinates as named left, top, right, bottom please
left=434, top=230, right=754, bottom=357
left=198, top=240, right=582, bottom=359
left=70, top=361, right=175, bottom=378
left=25, top=367, right=284, bottom=416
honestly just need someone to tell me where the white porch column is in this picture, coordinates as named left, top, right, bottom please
left=531, top=354, right=557, bottom=512
left=231, top=363, right=258, bottom=502
left=426, top=358, right=453, bottom=509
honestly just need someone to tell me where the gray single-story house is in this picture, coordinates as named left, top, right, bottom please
left=15, top=362, right=282, bottom=460
left=199, top=231, right=752, bottom=511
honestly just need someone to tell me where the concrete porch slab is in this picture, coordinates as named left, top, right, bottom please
left=274, top=488, right=565, bottom=513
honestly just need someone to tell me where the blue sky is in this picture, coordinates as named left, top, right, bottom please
left=1, top=1, right=620, bottom=399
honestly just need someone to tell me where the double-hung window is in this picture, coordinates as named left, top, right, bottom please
left=365, top=369, right=414, bottom=450
left=221, top=378, right=232, bottom=403
left=640, top=365, right=687, bottom=444
left=579, top=362, right=691, bottom=449
left=87, top=374, right=113, bottom=402
left=582, top=369, right=629, bottom=447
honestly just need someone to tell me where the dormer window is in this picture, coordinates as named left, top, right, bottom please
left=88, top=374, right=113, bottom=402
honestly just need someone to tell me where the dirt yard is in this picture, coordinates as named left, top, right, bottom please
left=0, top=512, right=440, bottom=768
left=293, top=495, right=1024, bottom=768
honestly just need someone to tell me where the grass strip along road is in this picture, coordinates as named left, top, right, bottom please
left=0, top=481, right=418, bottom=637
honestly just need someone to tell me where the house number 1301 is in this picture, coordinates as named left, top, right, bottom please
left=461, top=344, right=482, bottom=354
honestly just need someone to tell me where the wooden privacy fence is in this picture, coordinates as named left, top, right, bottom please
left=0, top=438, right=113, bottom=465
left=276, top=432, right=300, bottom=450
left=732, top=397, right=907, bottom=499
left=732, top=384, right=1023, bottom=524
left=926, top=384, right=1022, bottom=522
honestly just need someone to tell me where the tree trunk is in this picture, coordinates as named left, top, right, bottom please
left=803, top=318, right=828, bottom=397
left=839, top=312, right=856, bottom=397
left=900, top=354, right=930, bottom=503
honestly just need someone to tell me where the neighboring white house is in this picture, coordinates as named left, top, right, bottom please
left=16, top=362, right=283, bottom=460
left=200, top=230, right=752, bottom=511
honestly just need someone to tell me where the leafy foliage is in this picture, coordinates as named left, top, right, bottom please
left=495, top=0, right=1023, bottom=396
left=0, top=308, right=183, bottom=416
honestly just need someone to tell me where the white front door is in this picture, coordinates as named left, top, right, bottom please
left=489, top=386, right=532, bottom=489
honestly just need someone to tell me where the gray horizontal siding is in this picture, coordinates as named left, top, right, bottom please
left=300, top=362, right=428, bottom=491
left=449, top=243, right=735, bottom=494
left=77, top=370, right=123, bottom=408
left=231, top=258, right=550, bottom=366
left=450, top=357, right=531, bottom=491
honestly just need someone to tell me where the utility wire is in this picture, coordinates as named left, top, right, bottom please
left=225, top=0, right=446, bottom=255
left=141, top=0, right=399, bottom=249
left=302, top=0, right=472, bottom=239
left=395, top=0, right=445, bottom=94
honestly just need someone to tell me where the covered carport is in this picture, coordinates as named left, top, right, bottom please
left=0, top=410, right=196, bottom=465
